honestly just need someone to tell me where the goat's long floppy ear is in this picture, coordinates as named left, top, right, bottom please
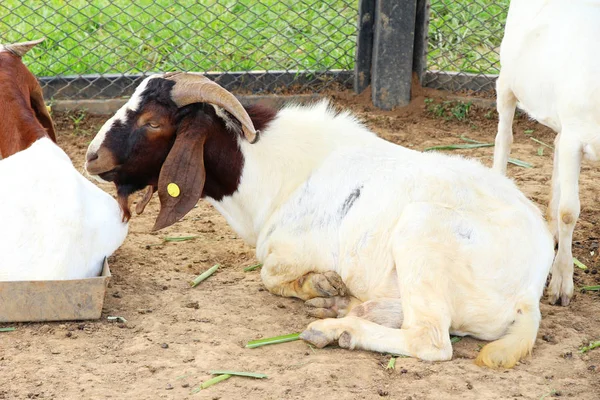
left=152, top=123, right=207, bottom=231
left=30, top=86, right=57, bottom=143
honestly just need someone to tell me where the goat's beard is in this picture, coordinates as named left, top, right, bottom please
left=116, top=192, right=132, bottom=223
left=116, top=184, right=157, bottom=223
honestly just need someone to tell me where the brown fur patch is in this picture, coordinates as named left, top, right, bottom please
left=0, top=50, right=56, bottom=157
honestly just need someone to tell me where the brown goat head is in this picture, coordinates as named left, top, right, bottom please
left=85, top=73, right=274, bottom=231
left=0, top=37, right=56, bottom=158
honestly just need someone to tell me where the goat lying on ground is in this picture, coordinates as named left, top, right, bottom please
left=0, top=38, right=128, bottom=281
left=492, top=0, right=600, bottom=306
left=85, top=72, right=554, bottom=368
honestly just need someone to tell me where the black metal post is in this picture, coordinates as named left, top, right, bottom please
left=354, top=0, right=376, bottom=94
left=371, top=0, right=418, bottom=110
left=413, top=0, right=430, bottom=85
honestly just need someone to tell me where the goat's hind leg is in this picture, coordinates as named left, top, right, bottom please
left=301, top=299, right=452, bottom=362
left=492, top=75, right=517, bottom=174
left=300, top=311, right=451, bottom=362
left=348, top=298, right=404, bottom=328
left=548, top=132, right=583, bottom=306
left=547, top=134, right=561, bottom=244
left=302, top=206, right=456, bottom=362
left=301, top=299, right=405, bottom=351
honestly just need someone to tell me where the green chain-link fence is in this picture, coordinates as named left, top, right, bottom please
left=1, top=0, right=510, bottom=100
left=424, top=0, right=509, bottom=92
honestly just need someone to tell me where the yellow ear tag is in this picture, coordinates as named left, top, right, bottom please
left=167, top=183, right=180, bottom=198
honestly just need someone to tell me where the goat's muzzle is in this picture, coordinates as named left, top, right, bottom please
left=84, top=147, right=118, bottom=178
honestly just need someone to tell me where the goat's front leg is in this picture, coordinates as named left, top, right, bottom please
left=546, top=133, right=561, bottom=243
left=492, top=75, right=517, bottom=174
left=260, top=251, right=348, bottom=301
left=547, top=133, right=582, bottom=306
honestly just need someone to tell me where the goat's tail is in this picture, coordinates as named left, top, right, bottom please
left=475, top=302, right=540, bottom=369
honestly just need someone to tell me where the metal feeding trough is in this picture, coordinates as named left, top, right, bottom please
left=0, top=259, right=111, bottom=323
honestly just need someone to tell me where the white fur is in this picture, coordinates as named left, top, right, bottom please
left=0, top=137, right=128, bottom=281
left=492, top=0, right=600, bottom=305
left=204, top=99, right=554, bottom=365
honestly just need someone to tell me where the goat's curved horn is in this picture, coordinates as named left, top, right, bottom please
left=3, top=37, right=45, bottom=58
left=163, top=72, right=259, bottom=143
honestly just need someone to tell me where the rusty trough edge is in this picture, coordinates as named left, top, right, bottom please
left=0, top=259, right=111, bottom=323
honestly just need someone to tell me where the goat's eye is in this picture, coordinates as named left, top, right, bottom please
left=147, top=122, right=160, bottom=129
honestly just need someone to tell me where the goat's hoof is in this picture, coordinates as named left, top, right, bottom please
left=338, top=331, right=355, bottom=349
left=305, top=301, right=338, bottom=319
left=305, top=296, right=352, bottom=319
left=300, top=328, right=333, bottom=348
left=548, top=289, right=572, bottom=307
left=305, top=297, right=338, bottom=318
left=547, top=257, right=574, bottom=307
left=547, top=272, right=574, bottom=307
left=312, top=271, right=348, bottom=298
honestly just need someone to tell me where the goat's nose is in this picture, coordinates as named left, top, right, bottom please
left=86, top=151, right=98, bottom=163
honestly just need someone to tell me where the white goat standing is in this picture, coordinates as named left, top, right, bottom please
left=492, top=0, right=600, bottom=305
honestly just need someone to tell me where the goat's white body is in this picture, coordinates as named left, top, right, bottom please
left=209, top=101, right=554, bottom=356
left=0, top=138, right=128, bottom=281
left=492, top=0, right=600, bottom=305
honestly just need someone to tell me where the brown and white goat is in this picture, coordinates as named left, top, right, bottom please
left=85, top=72, right=553, bottom=368
left=0, top=38, right=56, bottom=159
left=0, top=38, right=127, bottom=281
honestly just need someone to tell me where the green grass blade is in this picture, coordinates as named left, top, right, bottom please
left=244, top=263, right=263, bottom=272
left=579, top=340, right=600, bottom=354
left=581, top=285, right=600, bottom=291
left=386, top=357, right=396, bottom=370
left=246, top=332, right=301, bottom=348
left=508, top=158, right=533, bottom=168
left=209, top=370, right=267, bottom=379
left=530, top=137, right=554, bottom=149
left=537, top=147, right=544, bottom=156
left=459, top=135, right=485, bottom=144
left=573, top=257, right=588, bottom=270
left=450, top=336, right=462, bottom=344
left=164, top=236, right=199, bottom=242
left=190, top=264, right=220, bottom=287
left=0, top=327, right=16, bottom=332
left=194, top=374, right=232, bottom=391
left=424, top=143, right=494, bottom=152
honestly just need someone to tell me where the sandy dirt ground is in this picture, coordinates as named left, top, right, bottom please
left=1, top=87, right=599, bottom=400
